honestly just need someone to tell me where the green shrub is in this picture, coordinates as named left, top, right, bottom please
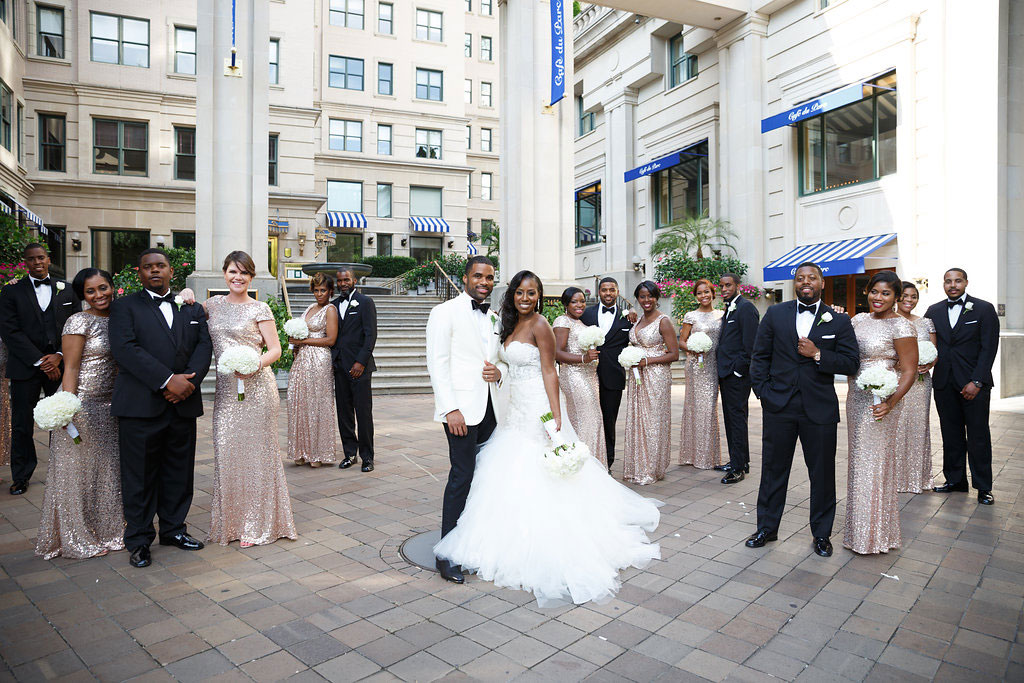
left=265, top=295, right=294, bottom=372
left=653, top=253, right=748, bottom=282
left=0, top=214, right=32, bottom=267
left=359, top=255, right=417, bottom=278
left=541, top=298, right=565, bottom=326
left=436, top=253, right=467, bottom=281
left=402, top=263, right=433, bottom=290
left=111, top=248, right=196, bottom=296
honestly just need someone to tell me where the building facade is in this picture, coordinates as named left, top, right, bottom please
left=572, top=0, right=1023, bottom=396
left=0, top=0, right=499, bottom=281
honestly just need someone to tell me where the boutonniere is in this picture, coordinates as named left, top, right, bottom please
left=490, top=311, right=499, bottom=328
left=55, top=281, right=65, bottom=292
left=620, top=308, right=629, bottom=319
left=817, top=311, right=833, bottom=326
left=349, top=299, right=360, bottom=308
left=173, top=295, right=184, bottom=311
left=727, top=300, right=737, bottom=314
left=964, top=301, right=974, bottom=312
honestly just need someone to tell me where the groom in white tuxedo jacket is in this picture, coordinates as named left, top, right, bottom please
left=426, top=256, right=508, bottom=584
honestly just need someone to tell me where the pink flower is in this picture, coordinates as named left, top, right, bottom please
left=117, top=288, right=124, bottom=295
left=182, top=262, right=190, bottom=267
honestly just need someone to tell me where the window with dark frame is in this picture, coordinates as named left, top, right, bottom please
left=327, top=179, right=362, bottom=213
left=268, top=134, right=278, bottom=186
left=38, top=113, right=65, bottom=171
left=37, top=5, right=63, bottom=58
left=575, top=182, right=601, bottom=247
left=329, top=55, right=364, bottom=90
left=0, top=82, right=10, bottom=151
left=91, top=229, right=150, bottom=274
left=329, top=119, right=362, bottom=152
left=480, top=35, right=492, bottom=61
left=576, top=96, right=594, bottom=136
left=90, top=12, right=149, bottom=67
left=481, top=172, right=492, bottom=201
left=464, top=78, right=472, bottom=103
left=668, top=35, right=697, bottom=88
left=464, top=33, right=471, bottom=57
left=377, top=124, right=392, bottom=155
left=653, top=140, right=709, bottom=228
left=377, top=183, right=392, bottom=217
left=330, top=0, right=364, bottom=29
left=174, top=127, right=195, bottom=180
left=172, top=231, right=196, bottom=250
left=93, top=119, right=148, bottom=176
left=416, top=9, right=443, bottom=42
left=481, top=127, right=492, bottom=152
left=465, top=125, right=471, bottom=150
left=16, top=102, right=22, bottom=163
left=416, top=68, right=443, bottom=101
left=480, top=81, right=492, bottom=106
left=175, top=27, right=196, bottom=75
left=415, top=128, right=442, bottom=159
left=269, top=39, right=279, bottom=84
left=378, top=2, right=392, bottom=34
left=481, top=0, right=492, bottom=15
left=377, top=62, right=393, bottom=95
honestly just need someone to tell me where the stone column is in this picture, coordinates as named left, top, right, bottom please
left=498, top=0, right=576, bottom=294
left=602, top=88, right=638, bottom=286
left=190, top=0, right=274, bottom=298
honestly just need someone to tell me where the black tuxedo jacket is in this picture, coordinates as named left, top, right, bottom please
left=581, top=303, right=632, bottom=392
left=108, top=290, right=213, bottom=419
left=924, top=294, right=999, bottom=390
left=0, top=275, right=81, bottom=380
left=331, top=291, right=377, bottom=374
left=716, top=295, right=760, bottom=378
left=750, top=300, right=860, bottom=424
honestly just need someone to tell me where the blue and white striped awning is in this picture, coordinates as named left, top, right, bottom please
left=467, top=242, right=479, bottom=255
left=326, top=212, right=367, bottom=229
left=0, top=203, right=10, bottom=214
left=410, top=216, right=450, bottom=233
left=763, top=234, right=897, bottom=281
left=13, top=200, right=47, bottom=235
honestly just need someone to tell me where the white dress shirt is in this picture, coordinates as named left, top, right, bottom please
left=947, top=297, right=965, bottom=328
left=29, top=275, right=53, bottom=311
left=337, top=292, right=352, bottom=319
left=598, top=304, right=616, bottom=335
left=148, top=288, right=174, bottom=328
left=796, top=300, right=820, bottom=338
left=474, top=304, right=493, bottom=349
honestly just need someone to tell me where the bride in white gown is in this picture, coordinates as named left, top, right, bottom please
left=434, top=270, right=662, bottom=608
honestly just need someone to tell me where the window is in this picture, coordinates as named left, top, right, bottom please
left=377, top=124, right=392, bottom=155
left=91, top=229, right=150, bottom=274
left=377, top=183, right=392, bottom=217
left=174, top=126, right=195, bottom=180
left=481, top=127, right=492, bottom=152
left=329, top=56, right=364, bottom=90
left=480, top=36, right=492, bottom=61
left=480, top=81, right=492, bottom=107
left=668, top=36, right=697, bottom=88
left=37, top=5, right=63, bottom=58
left=481, top=172, right=492, bottom=201
left=416, top=9, right=442, bottom=42
left=464, top=33, right=471, bottom=58
left=577, top=96, right=595, bottom=136
left=38, top=114, right=65, bottom=171
left=328, top=233, right=363, bottom=262
left=173, top=27, right=196, bottom=75
left=93, top=119, right=148, bottom=176
left=269, top=39, right=279, bottom=84
left=0, top=82, right=9, bottom=151
left=798, top=72, right=897, bottom=195
left=378, top=2, right=392, bottom=34
left=575, top=182, right=601, bottom=247
left=410, top=235, right=441, bottom=263
left=465, top=0, right=471, bottom=11
left=268, top=134, right=278, bottom=185
left=415, top=128, right=442, bottom=159
left=481, top=0, right=492, bottom=15
left=466, top=172, right=472, bottom=199
left=172, top=231, right=196, bottom=250
left=90, top=13, right=149, bottom=67
left=327, top=180, right=362, bottom=212
left=410, top=186, right=442, bottom=216
left=377, top=62, right=392, bottom=95
left=416, top=68, right=443, bottom=101
left=330, top=0, right=364, bottom=29
left=329, top=119, right=362, bottom=152
left=464, top=78, right=472, bottom=103
left=653, top=140, right=709, bottom=228
left=43, top=226, right=65, bottom=279
left=465, top=125, right=471, bottom=150
left=16, top=102, right=23, bottom=163
left=377, top=233, right=392, bottom=256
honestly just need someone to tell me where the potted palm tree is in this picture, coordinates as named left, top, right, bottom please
left=651, top=211, right=738, bottom=260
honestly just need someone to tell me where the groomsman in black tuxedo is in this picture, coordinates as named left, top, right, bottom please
left=924, top=268, right=999, bottom=505
left=0, top=243, right=80, bottom=494
left=714, top=273, right=760, bottom=484
left=747, top=262, right=860, bottom=557
left=332, top=268, right=377, bottom=472
left=109, top=248, right=212, bottom=568
left=580, top=277, right=634, bottom=472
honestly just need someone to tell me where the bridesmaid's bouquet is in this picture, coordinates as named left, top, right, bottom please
left=618, top=346, right=646, bottom=385
left=283, top=318, right=309, bottom=351
left=855, top=365, right=899, bottom=415
left=218, top=346, right=262, bottom=400
left=917, top=340, right=937, bottom=382
left=687, top=332, right=713, bottom=369
left=539, top=412, right=590, bottom=477
left=577, top=326, right=606, bottom=359
left=34, top=391, right=83, bottom=444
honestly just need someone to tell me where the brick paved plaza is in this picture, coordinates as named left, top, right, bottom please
left=0, top=386, right=1020, bottom=682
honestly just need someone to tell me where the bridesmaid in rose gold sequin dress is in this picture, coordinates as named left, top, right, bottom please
left=678, top=281, right=724, bottom=469
left=894, top=283, right=937, bottom=493
left=624, top=282, right=679, bottom=485
left=0, top=339, right=10, bottom=479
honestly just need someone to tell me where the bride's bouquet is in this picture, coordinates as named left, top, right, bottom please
left=618, top=345, right=646, bottom=385
left=283, top=318, right=309, bottom=351
left=687, top=331, right=713, bottom=369
left=576, top=326, right=605, bottom=361
left=539, top=412, right=590, bottom=477
left=218, top=346, right=262, bottom=400
left=34, top=391, right=83, bottom=444
left=917, top=340, right=937, bottom=382
left=855, top=365, right=899, bottom=416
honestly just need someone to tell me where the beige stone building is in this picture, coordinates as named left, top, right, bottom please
left=0, top=0, right=499, bottom=280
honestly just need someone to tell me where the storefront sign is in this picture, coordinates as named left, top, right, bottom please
left=550, top=0, right=566, bottom=106
left=760, top=83, right=863, bottom=133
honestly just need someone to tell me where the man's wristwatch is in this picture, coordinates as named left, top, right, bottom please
left=814, top=350, right=821, bottom=363
left=972, top=380, right=983, bottom=388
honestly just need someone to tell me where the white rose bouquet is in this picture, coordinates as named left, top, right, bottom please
left=539, top=412, right=589, bottom=477
left=34, top=391, right=83, bottom=444
left=917, top=340, right=937, bottom=382
left=576, top=325, right=605, bottom=362
left=618, top=345, right=646, bottom=385
left=283, top=318, right=310, bottom=351
left=687, top=331, right=713, bottom=369
left=855, top=365, right=899, bottom=416
left=217, top=346, right=262, bottom=400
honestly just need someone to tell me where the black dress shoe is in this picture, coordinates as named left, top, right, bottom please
left=339, top=457, right=355, bottom=469
left=721, top=471, right=745, bottom=484
left=8, top=480, right=28, bottom=495
left=813, top=537, right=833, bottom=557
left=978, top=490, right=994, bottom=505
left=361, top=462, right=374, bottom=472
left=129, top=546, right=151, bottom=568
left=159, top=533, right=205, bottom=551
left=745, top=528, right=778, bottom=548
left=435, top=559, right=464, bottom=584
left=934, top=481, right=968, bottom=493
left=713, top=464, right=733, bottom=472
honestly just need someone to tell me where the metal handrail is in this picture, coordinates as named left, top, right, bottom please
left=379, top=272, right=410, bottom=295
left=430, top=261, right=462, bottom=301
left=278, top=269, right=293, bottom=315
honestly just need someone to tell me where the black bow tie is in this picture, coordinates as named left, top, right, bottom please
left=947, top=299, right=964, bottom=309
left=472, top=300, right=490, bottom=315
left=151, top=292, right=174, bottom=305
left=602, top=306, right=615, bottom=315
left=798, top=303, right=817, bottom=314
left=33, top=277, right=51, bottom=288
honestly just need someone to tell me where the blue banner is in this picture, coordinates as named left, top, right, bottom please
left=760, top=83, right=863, bottom=133
left=550, top=0, right=566, bottom=106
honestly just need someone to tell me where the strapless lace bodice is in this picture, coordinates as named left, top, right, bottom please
left=501, top=341, right=544, bottom=383
left=498, top=342, right=548, bottom=439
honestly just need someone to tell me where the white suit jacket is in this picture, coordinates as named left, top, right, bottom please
left=426, top=292, right=507, bottom=425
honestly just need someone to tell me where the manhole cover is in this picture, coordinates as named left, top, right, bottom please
left=399, top=530, right=441, bottom=571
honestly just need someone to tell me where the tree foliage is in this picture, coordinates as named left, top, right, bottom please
left=651, top=212, right=738, bottom=260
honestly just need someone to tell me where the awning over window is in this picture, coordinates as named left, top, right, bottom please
left=326, top=212, right=366, bottom=229
left=623, top=142, right=708, bottom=183
left=760, top=83, right=864, bottom=134
left=0, top=203, right=10, bottom=214
left=9, top=199, right=48, bottom=234
left=467, top=242, right=479, bottom=255
left=762, top=234, right=897, bottom=281
left=268, top=218, right=289, bottom=235
left=410, top=216, right=450, bottom=233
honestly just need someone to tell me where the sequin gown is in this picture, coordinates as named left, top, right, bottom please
left=678, top=309, right=724, bottom=469
left=35, top=314, right=124, bottom=560
left=553, top=316, right=608, bottom=468
left=844, top=314, right=916, bottom=555
left=0, top=339, right=10, bottom=472
left=624, top=314, right=674, bottom=485
left=207, top=297, right=297, bottom=546
left=894, top=317, right=936, bottom=493
left=287, top=304, right=337, bottom=464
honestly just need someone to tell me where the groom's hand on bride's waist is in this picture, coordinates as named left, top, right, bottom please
left=482, top=361, right=501, bottom=384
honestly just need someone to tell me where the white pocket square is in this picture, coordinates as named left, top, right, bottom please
left=727, top=320, right=736, bottom=324
left=190, top=320, right=200, bottom=325
left=821, top=334, right=836, bottom=339
left=964, top=320, right=978, bottom=325
left=62, top=302, right=72, bottom=306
